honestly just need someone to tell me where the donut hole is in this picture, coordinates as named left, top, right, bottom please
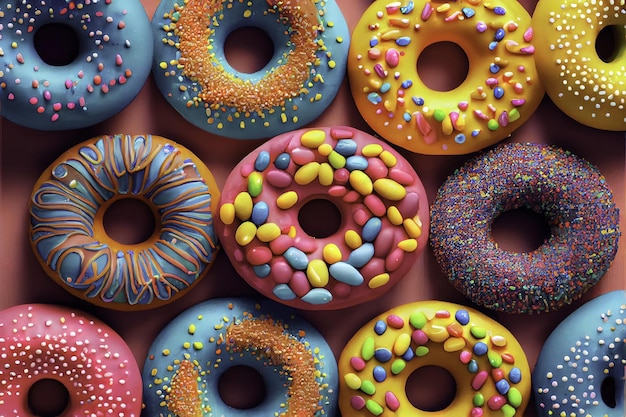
left=298, top=199, right=342, bottom=238
left=102, top=198, right=157, bottom=245
left=224, top=27, right=275, bottom=74
left=34, top=23, right=80, bottom=66
left=406, top=365, right=457, bottom=411
left=28, top=379, right=70, bottom=417
left=417, top=42, right=469, bottom=92
left=596, top=25, right=622, bottom=63
left=218, top=365, right=267, bottom=409
left=491, top=208, right=551, bottom=252
left=601, top=376, right=617, bottom=408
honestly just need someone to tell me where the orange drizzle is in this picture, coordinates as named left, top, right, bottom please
left=226, top=317, right=321, bottom=416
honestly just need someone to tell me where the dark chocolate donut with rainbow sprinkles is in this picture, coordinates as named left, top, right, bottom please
left=142, top=297, right=338, bottom=417
left=430, top=142, right=620, bottom=314
left=533, top=290, right=625, bottom=417
left=151, top=0, right=349, bottom=139
left=29, top=134, right=220, bottom=311
left=215, top=126, right=429, bottom=310
left=338, top=300, right=531, bottom=417
left=0, top=0, right=153, bottom=130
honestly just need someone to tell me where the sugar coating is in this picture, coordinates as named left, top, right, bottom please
left=430, top=142, right=620, bottom=314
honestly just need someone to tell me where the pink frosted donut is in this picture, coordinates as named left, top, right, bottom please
left=0, top=304, right=142, bottom=416
left=216, top=126, right=429, bottom=310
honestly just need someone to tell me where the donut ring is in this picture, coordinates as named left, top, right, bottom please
left=0, top=0, right=153, bottom=131
left=29, top=134, right=220, bottom=311
left=348, top=0, right=544, bottom=155
left=215, top=126, right=429, bottom=310
left=0, top=304, right=142, bottom=416
left=338, top=300, right=531, bottom=417
left=429, top=142, right=620, bottom=314
left=532, top=0, right=626, bottom=130
left=142, top=297, right=338, bottom=417
left=151, top=0, right=350, bottom=139
left=533, top=290, right=626, bottom=417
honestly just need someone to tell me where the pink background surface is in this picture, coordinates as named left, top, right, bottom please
left=1, top=0, right=624, bottom=415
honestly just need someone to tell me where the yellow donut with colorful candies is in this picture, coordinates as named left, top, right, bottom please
left=215, top=126, right=429, bottom=310
left=338, top=300, right=531, bottom=417
left=532, top=0, right=626, bottom=130
left=348, top=0, right=545, bottom=154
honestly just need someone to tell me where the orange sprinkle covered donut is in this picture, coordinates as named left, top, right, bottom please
left=216, top=127, right=429, bottom=310
left=338, top=300, right=531, bottom=417
left=532, top=0, right=626, bottom=130
left=29, top=134, right=220, bottom=311
left=151, top=0, right=349, bottom=139
left=0, top=304, right=142, bottom=417
left=349, top=0, right=544, bottom=154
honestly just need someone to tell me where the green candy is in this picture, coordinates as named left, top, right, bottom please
left=365, top=399, right=384, bottom=416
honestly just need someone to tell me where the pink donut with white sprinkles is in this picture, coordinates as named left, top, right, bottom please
left=216, top=126, right=429, bottom=310
left=0, top=304, right=142, bottom=416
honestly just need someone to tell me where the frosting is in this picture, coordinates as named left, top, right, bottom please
left=0, top=304, right=142, bottom=416
left=338, top=300, right=531, bottom=417
left=216, top=126, right=429, bottom=310
left=0, top=0, right=153, bottom=130
left=151, top=0, right=349, bottom=139
left=142, top=297, right=338, bottom=417
left=533, top=290, right=626, bottom=417
left=430, top=142, right=620, bottom=314
left=532, top=0, right=626, bottom=130
left=29, top=134, right=220, bottom=310
left=348, top=0, right=544, bottom=154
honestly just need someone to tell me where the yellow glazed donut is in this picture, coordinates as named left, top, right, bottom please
left=532, top=0, right=626, bottom=130
left=338, top=300, right=530, bottom=417
left=349, top=0, right=544, bottom=155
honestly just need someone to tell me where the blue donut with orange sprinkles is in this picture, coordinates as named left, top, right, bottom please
left=151, top=0, right=350, bottom=139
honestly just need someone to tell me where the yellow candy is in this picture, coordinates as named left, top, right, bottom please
left=386, top=206, right=403, bottom=226
left=393, top=333, right=411, bottom=356
left=397, top=238, right=418, bottom=252
left=362, top=143, right=383, bottom=157
left=306, top=259, right=330, bottom=287
left=277, top=191, right=298, bottom=209
left=234, top=192, right=253, bottom=220
left=323, top=243, right=342, bottom=264
left=295, top=162, right=321, bottom=185
left=425, top=324, right=449, bottom=343
left=318, top=162, right=334, bottom=186
left=368, top=273, right=390, bottom=288
left=373, top=178, right=406, bottom=200
left=247, top=171, right=263, bottom=197
left=328, top=151, right=346, bottom=169
left=379, top=150, right=397, bottom=167
left=235, top=221, right=257, bottom=246
left=350, top=170, right=373, bottom=195
left=443, top=337, right=467, bottom=352
left=344, top=373, right=362, bottom=390
left=345, top=230, right=362, bottom=249
left=318, top=143, right=333, bottom=156
left=300, top=129, right=326, bottom=148
left=219, top=203, right=236, bottom=225
left=256, top=223, right=281, bottom=242
left=403, top=217, right=422, bottom=239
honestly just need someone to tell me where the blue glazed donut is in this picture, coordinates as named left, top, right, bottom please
left=533, top=290, right=626, bottom=417
left=0, top=0, right=153, bottom=130
left=142, top=297, right=339, bottom=416
left=151, top=0, right=349, bottom=139
left=29, top=134, right=220, bottom=311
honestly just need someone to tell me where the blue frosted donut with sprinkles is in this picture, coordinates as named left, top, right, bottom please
left=29, top=134, right=220, bottom=311
left=0, top=0, right=153, bottom=130
left=533, top=290, right=625, bottom=417
left=150, top=0, right=349, bottom=139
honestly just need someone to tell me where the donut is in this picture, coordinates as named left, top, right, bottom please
left=0, top=303, right=142, bottom=416
left=533, top=290, right=626, bottom=417
left=532, top=0, right=626, bottom=130
left=429, top=142, right=620, bottom=314
left=142, top=297, right=338, bottom=417
left=0, top=0, right=153, bottom=131
left=29, top=134, right=220, bottom=310
left=348, top=0, right=544, bottom=155
left=215, top=126, right=429, bottom=310
left=338, top=300, right=531, bottom=417
left=151, top=0, right=350, bottom=140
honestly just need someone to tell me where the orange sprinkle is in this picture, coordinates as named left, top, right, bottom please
left=166, top=360, right=203, bottom=417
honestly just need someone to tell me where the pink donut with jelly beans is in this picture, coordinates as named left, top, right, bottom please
left=0, top=304, right=142, bottom=416
left=216, top=126, right=429, bottom=310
